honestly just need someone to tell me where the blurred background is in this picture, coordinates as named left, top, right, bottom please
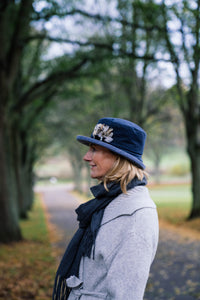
left=0, top=0, right=200, bottom=299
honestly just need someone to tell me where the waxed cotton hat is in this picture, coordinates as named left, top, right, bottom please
left=76, top=118, right=147, bottom=169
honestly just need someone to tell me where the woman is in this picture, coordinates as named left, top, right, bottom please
left=53, top=117, right=159, bottom=300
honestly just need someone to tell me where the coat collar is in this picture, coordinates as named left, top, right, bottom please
left=101, top=186, right=156, bottom=225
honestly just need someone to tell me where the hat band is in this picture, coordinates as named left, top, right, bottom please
left=91, top=135, right=142, bottom=159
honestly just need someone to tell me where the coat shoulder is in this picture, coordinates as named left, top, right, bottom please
left=101, top=186, right=156, bottom=225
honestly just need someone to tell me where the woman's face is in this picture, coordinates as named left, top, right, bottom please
left=83, top=144, right=116, bottom=180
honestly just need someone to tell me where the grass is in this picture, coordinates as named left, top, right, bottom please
left=149, top=183, right=191, bottom=209
left=0, top=195, right=57, bottom=300
left=149, top=183, right=200, bottom=235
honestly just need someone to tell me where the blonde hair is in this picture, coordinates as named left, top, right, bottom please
left=103, top=156, right=148, bottom=194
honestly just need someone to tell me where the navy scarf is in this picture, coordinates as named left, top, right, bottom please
left=52, top=177, right=147, bottom=300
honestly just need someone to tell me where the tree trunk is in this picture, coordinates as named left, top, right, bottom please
left=187, top=123, right=200, bottom=219
left=0, top=110, right=22, bottom=242
left=12, top=128, right=27, bottom=218
left=189, top=153, right=200, bottom=219
left=12, top=126, right=34, bottom=218
left=72, top=159, right=83, bottom=193
left=21, top=136, right=35, bottom=212
left=184, top=84, right=200, bottom=219
left=0, top=0, right=33, bottom=241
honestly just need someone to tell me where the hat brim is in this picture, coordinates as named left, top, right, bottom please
left=76, top=135, right=145, bottom=169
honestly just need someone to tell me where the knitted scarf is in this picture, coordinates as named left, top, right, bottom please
left=52, top=177, right=147, bottom=300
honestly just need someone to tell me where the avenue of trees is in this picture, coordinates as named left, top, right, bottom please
left=0, top=0, right=199, bottom=243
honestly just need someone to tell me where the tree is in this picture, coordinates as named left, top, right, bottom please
left=161, top=0, right=200, bottom=218
left=0, top=0, right=34, bottom=242
left=0, top=0, right=92, bottom=242
left=111, top=1, right=171, bottom=128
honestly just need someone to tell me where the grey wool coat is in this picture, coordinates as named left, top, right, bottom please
left=66, top=186, right=159, bottom=300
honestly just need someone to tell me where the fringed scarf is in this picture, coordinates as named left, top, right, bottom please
left=52, top=177, right=147, bottom=300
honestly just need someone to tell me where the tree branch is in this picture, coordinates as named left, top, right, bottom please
left=25, top=34, right=176, bottom=63
left=14, top=57, right=89, bottom=110
left=25, top=89, right=57, bottom=130
left=161, top=1, right=188, bottom=114
left=25, top=34, right=115, bottom=52
left=192, top=0, right=200, bottom=85
left=7, top=0, right=33, bottom=83
left=32, top=7, right=176, bottom=34
left=25, top=37, right=44, bottom=82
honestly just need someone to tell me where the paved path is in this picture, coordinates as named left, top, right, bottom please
left=37, top=184, right=200, bottom=300
left=35, top=184, right=80, bottom=258
left=145, top=228, right=200, bottom=300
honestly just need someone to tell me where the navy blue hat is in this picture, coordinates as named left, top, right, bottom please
left=76, top=117, right=146, bottom=169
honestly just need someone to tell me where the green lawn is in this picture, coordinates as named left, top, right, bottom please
left=149, top=183, right=191, bottom=205
left=149, top=183, right=192, bottom=224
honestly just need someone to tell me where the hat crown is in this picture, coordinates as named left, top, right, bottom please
left=91, top=118, right=146, bottom=156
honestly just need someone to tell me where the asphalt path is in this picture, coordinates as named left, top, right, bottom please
left=36, top=184, right=200, bottom=300
left=35, top=184, right=80, bottom=256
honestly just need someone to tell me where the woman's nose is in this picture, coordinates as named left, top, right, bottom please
left=83, top=150, right=92, bottom=161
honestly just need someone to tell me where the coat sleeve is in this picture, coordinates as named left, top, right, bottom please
left=104, top=212, right=157, bottom=300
